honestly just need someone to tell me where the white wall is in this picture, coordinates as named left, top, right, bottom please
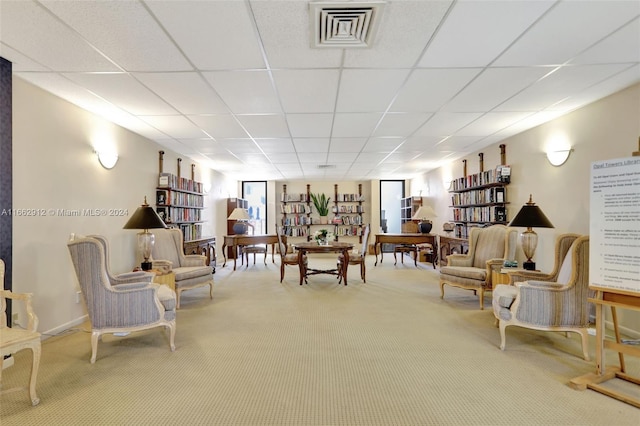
left=11, top=77, right=227, bottom=335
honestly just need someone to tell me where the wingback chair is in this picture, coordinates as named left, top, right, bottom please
left=440, top=225, right=517, bottom=309
left=151, top=228, right=214, bottom=309
left=492, top=235, right=591, bottom=360
left=67, top=236, right=176, bottom=363
left=89, top=234, right=154, bottom=285
left=1, top=260, right=41, bottom=406
left=338, top=224, right=370, bottom=284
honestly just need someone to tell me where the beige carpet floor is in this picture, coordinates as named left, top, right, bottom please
left=2, top=254, right=639, bottom=425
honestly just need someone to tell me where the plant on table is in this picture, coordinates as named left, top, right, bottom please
left=313, top=229, right=334, bottom=245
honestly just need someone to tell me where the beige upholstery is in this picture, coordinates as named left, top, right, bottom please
left=338, top=224, right=371, bottom=283
left=0, top=260, right=41, bottom=406
left=89, top=234, right=154, bottom=285
left=151, top=228, right=213, bottom=309
left=492, top=234, right=591, bottom=360
left=67, top=236, right=176, bottom=363
left=440, top=225, right=517, bottom=309
left=277, top=227, right=307, bottom=283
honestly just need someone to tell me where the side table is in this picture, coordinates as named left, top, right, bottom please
left=492, top=268, right=530, bottom=286
left=151, top=270, right=176, bottom=292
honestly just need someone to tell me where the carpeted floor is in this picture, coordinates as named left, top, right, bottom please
left=2, top=254, right=639, bottom=425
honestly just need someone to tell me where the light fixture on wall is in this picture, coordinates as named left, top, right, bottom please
left=95, top=149, right=118, bottom=169
left=228, top=207, right=250, bottom=235
left=546, top=148, right=573, bottom=166
left=509, top=194, right=554, bottom=271
left=412, top=205, right=437, bottom=234
left=123, top=197, right=167, bottom=271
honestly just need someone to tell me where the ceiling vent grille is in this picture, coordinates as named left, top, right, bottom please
left=310, top=1, right=385, bottom=48
left=317, top=164, right=336, bottom=169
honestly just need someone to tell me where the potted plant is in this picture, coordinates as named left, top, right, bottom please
left=310, top=192, right=330, bottom=224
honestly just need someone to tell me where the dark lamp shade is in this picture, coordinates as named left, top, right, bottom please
left=509, top=205, right=554, bottom=228
left=123, top=203, right=167, bottom=230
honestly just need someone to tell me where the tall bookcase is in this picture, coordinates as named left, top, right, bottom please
left=332, top=183, right=365, bottom=242
left=156, top=151, right=204, bottom=242
left=400, top=196, right=422, bottom=232
left=280, top=184, right=311, bottom=238
left=448, top=145, right=511, bottom=239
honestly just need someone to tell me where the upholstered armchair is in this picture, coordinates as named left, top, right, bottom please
left=492, top=235, right=591, bottom=360
left=338, top=224, right=371, bottom=283
left=89, top=234, right=154, bottom=285
left=67, top=236, right=176, bottom=364
left=1, top=260, right=41, bottom=406
left=440, top=224, right=517, bottom=309
left=151, top=228, right=214, bottom=309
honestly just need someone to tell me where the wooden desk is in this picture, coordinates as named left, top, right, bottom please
left=438, top=235, right=469, bottom=267
left=293, top=242, right=354, bottom=286
left=374, top=233, right=437, bottom=268
left=183, top=236, right=216, bottom=272
left=222, top=235, right=282, bottom=271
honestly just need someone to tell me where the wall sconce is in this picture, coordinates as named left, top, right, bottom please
left=546, top=148, right=573, bottom=166
left=96, top=149, right=118, bottom=169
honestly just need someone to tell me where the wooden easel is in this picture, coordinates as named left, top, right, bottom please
left=569, top=139, right=640, bottom=407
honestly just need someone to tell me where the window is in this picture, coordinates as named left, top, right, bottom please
left=242, top=181, right=267, bottom=235
left=380, top=180, right=404, bottom=234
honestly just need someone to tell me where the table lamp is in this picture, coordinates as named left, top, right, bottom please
left=228, top=207, right=250, bottom=234
left=123, top=197, right=167, bottom=270
left=412, top=205, right=437, bottom=233
left=509, top=194, right=554, bottom=270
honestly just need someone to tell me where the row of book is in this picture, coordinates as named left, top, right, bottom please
left=156, top=207, right=202, bottom=224
left=449, top=166, right=511, bottom=191
left=334, top=226, right=363, bottom=237
left=335, top=193, right=365, bottom=202
left=281, top=203, right=309, bottom=214
left=178, top=223, right=202, bottom=242
left=450, top=187, right=506, bottom=206
left=332, top=205, right=364, bottom=213
left=452, top=206, right=507, bottom=223
left=156, top=190, right=204, bottom=208
left=280, top=193, right=309, bottom=202
left=282, top=216, right=313, bottom=226
left=331, top=215, right=363, bottom=225
left=281, top=227, right=309, bottom=237
left=158, top=173, right=203, bottom=193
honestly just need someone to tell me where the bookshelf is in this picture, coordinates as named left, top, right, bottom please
left=332, top=183, right=365, bottom=242
left=448, top=146, right=511, bottom=239
left=156, top=152, right=204, bottom=243
left=280, top=184, right=311, bottom=238
left=400, top=196, right=422, bottom=232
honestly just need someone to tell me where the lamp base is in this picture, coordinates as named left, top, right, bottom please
left=232, top=222, right=248, bottom=235
left=141, top=261, right=153, bottom=271
left=418, top=222, right=432, bottom=234
left=523, top=260, right=536, bottom=271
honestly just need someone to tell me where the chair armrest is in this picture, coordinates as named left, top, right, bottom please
left=111, top=281, right=153, bottom=291
left=1, top=290, right=38, bottom=332
left=152, top=260, right=173, bottom=270
left=183, top=255, right=207, bottom=267
left=508, top=270, right=555, bottom=284
left=111, top=271, right=153, bottom=285
left=447, top=253, right=472, bottom=267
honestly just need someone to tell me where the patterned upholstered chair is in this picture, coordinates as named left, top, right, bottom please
left=337, top=224, right=371, bottom=283
left=151, top=228, right=213, bottom=309
left=0, top=260, right=41, bottom=406
left=89, top=234, right=154, bottom=285
left=67, top=236, right=176, bottom=363
left=492, top=235, right=591, bottom=360
left=277, top=227, right=307, bottom=283
left=440, top=225, right=517, bottom=309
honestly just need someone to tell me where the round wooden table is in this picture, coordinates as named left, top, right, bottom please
left=293, top=241, right=354, bottom=285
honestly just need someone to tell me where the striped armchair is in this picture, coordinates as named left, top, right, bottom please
left=440, top=225, right=517, bottom=309
left=67, top=236, right=176, bottom=363
left=492, top=235, right=591, bottom=360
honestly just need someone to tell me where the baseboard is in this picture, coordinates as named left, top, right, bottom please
left=42, top=314, right=88, bottom=340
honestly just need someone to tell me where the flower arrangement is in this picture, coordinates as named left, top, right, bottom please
left=313, top=229, right=334, bottom=245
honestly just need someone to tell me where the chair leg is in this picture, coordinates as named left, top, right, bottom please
left=393, top=251, right=398, bottom=265
left=413, top=250, right=417, bottom=267
left=90, top=330, right=100, bottom=364
left=361, top=262, right=366, bottom=283
left=577, top=329, right=590, bottom=361
left=29, top=343, right=41, bottom=406
left=478, top=288, right=485, bottom=310
left=280, top=263, right=285, bottom=282
left=167, top=321, right=176, bottom=352
left=499, top=321, right=508, bottom=351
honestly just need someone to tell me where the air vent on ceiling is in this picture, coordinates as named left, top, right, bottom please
left=310, top=1, right=385, bottom=48
left=317, top=164, right=336, bottom=169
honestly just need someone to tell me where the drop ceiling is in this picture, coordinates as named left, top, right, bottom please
left=1, top=0, right=638, bottom=181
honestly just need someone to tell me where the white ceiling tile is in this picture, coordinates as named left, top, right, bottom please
left=299, top=152, right=329, bottom=163
left=361, top=138, right=405, bottom=153
left=189, top=115, right=250, bottom=139
left=62, top=73, right=176, bottom=115
left=435, top=136, right=483, bottom=151
left=294, top=138, right=330, bottom=153
left=0, top=44, right=49, bottom=72
left=178, top=138, right=222, bottom=154
left=41, top=0, right=191, bottom=72
left=203, top=71, right=280, bottom=114
left=390, top=69, right=481, bottom=112
left=354, top=153, right=389, bottom=164
left=254, top=139, right=296, bottom=154
left=571, top=17, right=640, bottom=65
left=139, top=115, right=208, bottom=139
left=145, top=1, right=266, bottom=69
left=332, top=113, right=383, bottom=138
left=336, top=69, right=411, bottom=112
left=267, top=153, right=299, bottom=163
left=419, top=0, right=555, bottom=67
left=327, top=153, right=359, bottom=163
left=442, top=67, right=554, bottom=112
left=328, top=138, right=368, bottom=153
left=236, top=114, right=290, bottom=138
left=219, top=139, right=261, bottom=154
left=134, top=72, right=229, bottom=114
left=273, top=70, right=339, bottom=113
left=454, top=112, right=534, bottom=137
left=373, top=113, right=431, bottom=137
left=495, top=1, right=640, bottom=66
left=414, top=113, right=483, bottom=137
left=234, top=153, right=271, bottom=165
left=286, top=114, right=333, bottom=137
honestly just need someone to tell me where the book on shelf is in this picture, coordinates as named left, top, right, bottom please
left=156, top=190, right=168, bottom=205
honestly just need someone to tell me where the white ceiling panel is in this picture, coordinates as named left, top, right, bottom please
left=2, top=0, right=638, bottom=181
left=494, top=1, right=640, bottom=66
left=286, top=114, right=333, bottom=137
left=134, top=72, right=229, bottom=114
left=203, top=70, right=280, bottom=114
left=390, top=68, right=481, bottom=112
left=145, top=1, right=266, bottom=70
left=62, top=73, right=176, bottom=115
left=419, top=0, right=555, bottom=67
left=273, top=70, right=339, bottom=113
left=336, top=69, right=411, bottom=112
left=41, top=0, right=191, bottom=72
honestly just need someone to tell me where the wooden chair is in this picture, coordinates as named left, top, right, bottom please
left=243, top=245, right=267, bottom=266
left=393, top=244, right=418, bottom=266
left=337, top=224, right=370, bottom=283
left=0, top=260, right=41, bottom=406
left=277, top=227, right=307, bottom=283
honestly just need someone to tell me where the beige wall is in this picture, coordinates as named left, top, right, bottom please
left=414, top=83, right=640, bottom=335
left=11, top=77, right=227, bottom=334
